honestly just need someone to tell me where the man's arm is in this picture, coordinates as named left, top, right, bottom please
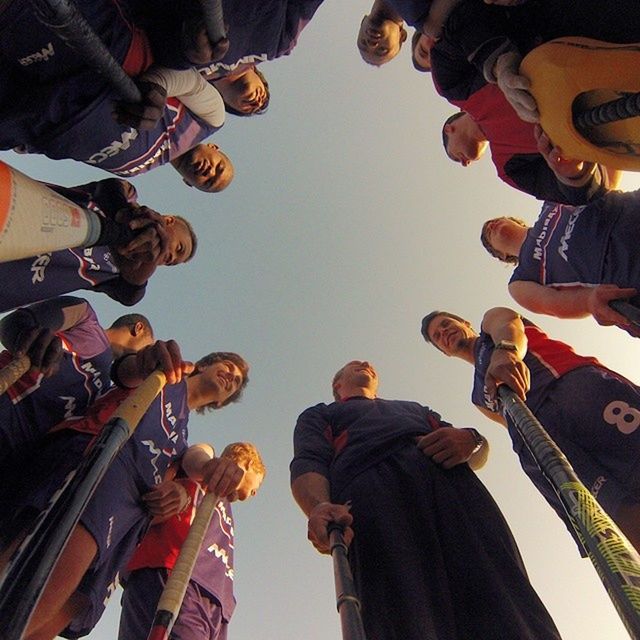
left=0, top=296, right=89, bottom=375
left=480, top=307, right=530, bottom=400
left=416, top=426, right=489, bottom=470
left=291, top=472, right=353, bottom=554
left=509, top=281, right=636, bottom=329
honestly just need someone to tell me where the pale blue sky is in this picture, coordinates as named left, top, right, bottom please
left=2, top=2, right=639, bottom=638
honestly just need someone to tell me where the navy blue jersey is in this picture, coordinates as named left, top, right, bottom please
left=291, top=396, right=451, bottom=498
left=129, top=0, right=325, bottom=78
left=511, top=192, right=640, bottom=289
left=472, top=318, right=600, bottom=415
left=23, top=95, right=220, bottom=177
left=0, top=180, right=145, bottom=311
left=0, top=0, right=142, bottom=83
left=0, top=303, right=112, bottom=465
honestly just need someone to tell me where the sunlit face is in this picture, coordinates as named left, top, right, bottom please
left=199, top=360, right=245, bottom=407
left=222, top=68, right=268, bottom=114
left=482, top=217, right=525, bottom=259
left=230, top=467, right=264, bottom=502
left=412, top=33, right=434, bottom=71
left=334, top=360, right=379, bottom=398
left=161, top=217, right=193, bottom=266
left=173, top=144, right=234, bottom=193
left=427, top=315, right=475, bottom=356
left=357, top=15, right=407, bottom=65
left=444, top=116, right=489, bottom=167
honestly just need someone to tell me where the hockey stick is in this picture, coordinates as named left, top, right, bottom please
left=328, top=523, right=368, bottom=640
left=0, top=161, right=137, bottom=263
left=0, top=371, right=166, bottom=640
left=609, top=299, right=640, bottom=328
left=199, top=0, right=227, bottom=49
left=29, top=0, right=141, bottom=103
left=146, top=491, right=221, bottom=640
left=0, top=355, right=31, bottom=395
left=498, top=386, right=640, bottom=639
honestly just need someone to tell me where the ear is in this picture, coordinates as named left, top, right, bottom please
left=132, top=321, right=143, bottom=336
left=444, top=123, right=453, bottom=134
left=207, top=143, right=219, bottom=151
left=400, top=28, right=408, bottom=44
left=164, top=215, right=176, bottom=227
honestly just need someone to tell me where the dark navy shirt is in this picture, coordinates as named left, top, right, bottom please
left=291, top=396, right=451, bottom=498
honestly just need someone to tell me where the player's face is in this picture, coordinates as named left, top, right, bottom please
left=162, top=217, right=193, bottom=266
left=229, top=69, right=268, bottom=114
left=199, top=359, right=245, bottom=407
left=482, top=217, right=524, bottom=258
left=357, top=15, right=407, bottom=65
left=230, top=468, right=264, bottom=502
left=336, top=360, right=379, bottom=395
left=176, top=144, right=234, bottom=193
left=427, top=315, right=475, bottom=356
left=444, top=119, right=488, bottom=166
left=413, top=34, right=434, bottom=71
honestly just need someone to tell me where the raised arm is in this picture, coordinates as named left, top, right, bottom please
left=509, top=281, right=636, bottom=329
left=0, top=296, right=89, bottom=375
left=480, top=307, right=530, bottom=400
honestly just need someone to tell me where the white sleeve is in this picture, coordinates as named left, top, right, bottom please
left=141, top=66, right=225, bottom=128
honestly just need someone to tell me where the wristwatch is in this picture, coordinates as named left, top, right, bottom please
left=494, top=340, right=519, bottom=353
left=466, top=428, right=485, bottom=455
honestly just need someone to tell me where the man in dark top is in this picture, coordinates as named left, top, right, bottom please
left=421, top=307, right=640, bottom=554
left=290, top=359, right=562, bottom=640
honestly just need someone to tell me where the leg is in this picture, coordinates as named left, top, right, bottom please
left=24, top=523, right=97, bottom=639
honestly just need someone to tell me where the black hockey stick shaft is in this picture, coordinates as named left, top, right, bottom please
left=0, top=372, right=165, bottom=640
left=29, top=0, right=141, bottom=103
left=498, top=386, right=640, bottom=639
left=610, top=299, right=640, bottom=327
left=328, top=523, right=368, bottom=640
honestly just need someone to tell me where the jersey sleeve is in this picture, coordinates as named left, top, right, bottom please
left=290, top=403, right=335, bottom=483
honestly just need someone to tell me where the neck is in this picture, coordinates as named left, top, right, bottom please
left=339, top=385, right=376, bottom=401
left=508, top=225, right=528, bottom=257
left=457, top=336, right=478, bottom=365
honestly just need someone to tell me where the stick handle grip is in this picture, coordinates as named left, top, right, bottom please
left=147, top=493, right=220, bottom=640
left=111, top=371, right=167, bottom=436
left=0, top=355, right=31, bottom=395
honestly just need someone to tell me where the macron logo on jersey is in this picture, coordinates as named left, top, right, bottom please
left=18, top=42, right=54, bottom=66
left=557, top=209, right=582, bottom=262
left=86, top=128, right=140, bottom=165
left=30, top=253, right=52, bottom=284
left=200, top=53, right=268, bottom=79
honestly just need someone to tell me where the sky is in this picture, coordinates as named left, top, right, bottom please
left=2, top=2, right=640, bottom=639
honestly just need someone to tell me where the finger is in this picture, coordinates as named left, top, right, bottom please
left=40, top=337, right=63, bottom=376
left=26, top=328, right=55, bottom=369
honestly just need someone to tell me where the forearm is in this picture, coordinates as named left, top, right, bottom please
left=510, top=282, right=591, bottom=319
left=482, top=307, right=527, bottom=355
left=141, top=67, right=225, bottom=127
left=0, top=297, right=88, bottom=351
left=291, top=472, right=332, bottom=517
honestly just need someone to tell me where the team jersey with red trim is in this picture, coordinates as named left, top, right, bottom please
left=54, top=380, right=190, bottom=487
left=291, top=397, right=451, bottom=498
left=127, top=480, right=237, bottom=620
left=129, top=0, right=325, bottom=79
left=0, top=303, right=112, bottom=461
left=26, top=96, right=221, bottom=177
left=511, top=195, right=628, bottom=288
left=0, top=180, right=146, bottom=311
left=472, top=318, right=601, bottom=414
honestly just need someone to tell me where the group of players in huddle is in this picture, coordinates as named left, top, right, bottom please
left=1, top=0, right=640, bottom=638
